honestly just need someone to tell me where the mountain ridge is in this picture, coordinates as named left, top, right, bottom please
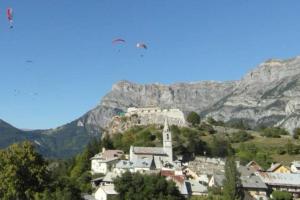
left=2, top=55, right=300, bottom=157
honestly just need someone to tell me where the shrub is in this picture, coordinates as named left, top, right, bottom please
left=271, top=190, right=293, bottom=200
left=293, top=128, right=300, bottom=139
left=230, top=131, right=253, bottom=143
left=261, top=127, right=288, bottom=138
left=187, top=112, right=201, bottom=126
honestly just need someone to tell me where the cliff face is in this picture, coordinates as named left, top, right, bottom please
left=2, top=56, right=300, bottom=157
left=207, top=57, right=300, bottom=133
left=80, top=56, right=300, bottom=134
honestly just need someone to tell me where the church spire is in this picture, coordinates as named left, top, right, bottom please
left=163, top=118, right=173, bottom=162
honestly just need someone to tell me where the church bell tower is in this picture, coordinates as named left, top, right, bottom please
left=163, top=119, right=173, bottom=162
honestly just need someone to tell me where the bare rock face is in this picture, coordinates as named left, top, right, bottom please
left=81, top=80, right=237, bottom=131
left=207, top=56, right=300, bottom=133
left=77, top=56, right=300, bottom=135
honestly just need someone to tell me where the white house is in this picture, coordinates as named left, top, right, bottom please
left=291, top=161, right=300, bottom=174
left=91, top=149, right=124, bottom=174
left=94, top=185, right=117, bottom=200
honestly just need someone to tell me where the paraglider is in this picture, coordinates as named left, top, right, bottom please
left=112, top=38, right=126, bottom=44
left=136, top=42, right=148, bottom=57
left=112, top=38, right=126, bottom=52
left=136, top=43, right=147, bottom=49
left=7, top=8, right=13, bottom=29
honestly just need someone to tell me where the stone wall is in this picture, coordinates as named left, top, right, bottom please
left=125, top=107, right=186, bottom=126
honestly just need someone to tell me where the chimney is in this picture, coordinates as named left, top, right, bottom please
left=102, top=147, right=106, bottom=153
left=236, top=161, right=240, bottom=168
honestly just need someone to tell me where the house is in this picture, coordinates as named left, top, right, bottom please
left=94, top=185, right=118, bottom=200
left=246, top=161, right=263, bottom=172
left=291, top=161, right=300, bottom=174
left=258, top=172, right=300, bottom=198
left=185, top=180, right=208, bottom=196
left=91, top=149, right=124, bottom=175
left=188, top=157, right=225, bottom=176
left=208, top=173, right=225, bottom=188
left=91, top=157, right=119, bottom=175
left=267, top=163, right=290, bottom=174
left=161, top=170, right=189, bottom=197
left=238, top=166, right=268, bottom=200
left=129, top=120, right=173, bottom=169
left=114, top=157, right=156, bottom=174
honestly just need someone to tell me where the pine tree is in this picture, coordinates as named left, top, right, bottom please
left=223, top=157, right=242, bottom=200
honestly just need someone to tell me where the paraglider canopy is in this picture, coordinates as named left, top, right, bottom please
left=136, top=43, right=147, bottom=49
left=112, top=38, right=126, bottom=44
left=7, top=8, right=13, bottom=28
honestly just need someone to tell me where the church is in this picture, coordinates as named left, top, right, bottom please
left=129, top=120, right=173, bottom=169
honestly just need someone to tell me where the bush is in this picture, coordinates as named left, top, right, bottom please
left=187, top=112, right=201, bottom=126
left=261, top=127, right=289, bottom=138
left=225, top=119, right=250, bottom=130
left=209, top=136, right=233, bottom=157
left=230, top=131, right=253, bottom=143
left=293, top=128, right=300, bottom=139
left=271, top=190, right=293, bottom=200
left=207, top=117, right=225, bottom=127
left=198, top=122, right=216, bottom=134
left=113, top=171, right=185, bottom=200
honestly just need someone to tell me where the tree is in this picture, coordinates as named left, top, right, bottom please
left=223, top=157, right=242, bottom=200
left=113, top=171, right=184, bottom=200
left=0, top=141, right=50, bottom=200
left=187, top=112, right=201, bottom=126
left=285, top=140, right=296, bottom=155
left=293, top=128, right=300, bottom=139
left=271, top=190, right=293, bottom=200
left=209, top=136, right=233, bottom=157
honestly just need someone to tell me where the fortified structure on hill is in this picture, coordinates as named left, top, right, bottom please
left=125, top=107, right=186, bottom=127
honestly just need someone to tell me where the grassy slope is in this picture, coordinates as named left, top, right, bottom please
left=201, top=129, right=300, bottom=165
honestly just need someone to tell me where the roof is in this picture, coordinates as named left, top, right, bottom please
left=161, top=170, right=185, bottom=185
left=132, top=147, right=167, bottom=155
left=292, top=161, right=300, bottom=168
left=102, top=150, right=124, bottom=160
left=238, top=166, right=255, bottom=176
left=82, top=194, right=97, bottom=200
left=258, top=172, right=300, bottom=187
left=99, top=185, right=118, bottom=195
left=246, top=161, right=263, bottom=171
left=116, top=160, right=134, bottom=169
left=90, top=149, right=124, bottom=161
left=212, top=173, right=225, bottom=187
left=186, top=180, right=208, bottom=194
left=134, top=157, right=155, bottom=169
left=116, top=158, right=155, bottom=169
left=103, top=172, right=118, bottom=182
left=240, top=175, right=267, bottom=189
left=267, top=163, right=282, bottom=172
left=90, top=156, right=119, bottom=163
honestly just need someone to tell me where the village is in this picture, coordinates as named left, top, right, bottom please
left=86, top=108, right=300, bottom=200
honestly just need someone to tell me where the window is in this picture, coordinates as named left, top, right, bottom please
left=167, top=134, right=169, bottom=140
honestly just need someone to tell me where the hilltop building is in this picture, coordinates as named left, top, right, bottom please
left=125, top=107, right=186, bottom=127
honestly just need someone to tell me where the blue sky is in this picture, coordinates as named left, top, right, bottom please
left=1, top=0, right=300, bottom=129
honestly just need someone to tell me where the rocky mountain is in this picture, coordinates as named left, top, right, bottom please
left=80, top=56, right=300, bottom=134
left=2, top=56, right=300, bottom=158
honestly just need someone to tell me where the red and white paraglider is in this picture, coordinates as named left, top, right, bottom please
left=7, top=8, right=13, bottom=29
left=112, top=38, right=126, bottom=52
